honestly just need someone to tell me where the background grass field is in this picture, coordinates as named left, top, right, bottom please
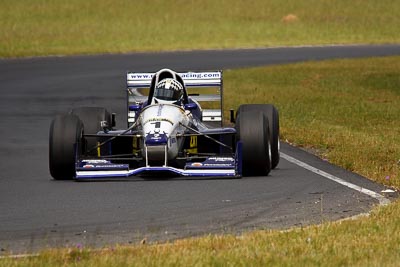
left=1, top=0, right=400, bottom=266
left=1, top=0, right=400, bottom=57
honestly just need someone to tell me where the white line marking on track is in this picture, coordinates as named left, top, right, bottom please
left=280, top=152, right=390, bottom=206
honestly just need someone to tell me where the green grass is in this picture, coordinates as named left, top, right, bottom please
left=1, top=0, right=400, bottom=57
left=2, top=56, right=400, bottom=266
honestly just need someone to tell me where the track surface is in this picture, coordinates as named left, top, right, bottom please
left=1, top=45, right=399, bottom=254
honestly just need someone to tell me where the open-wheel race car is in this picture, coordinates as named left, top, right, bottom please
left=49, top=68, right=280, bottom=180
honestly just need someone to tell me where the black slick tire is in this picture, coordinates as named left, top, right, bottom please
left=235, top=109, right=272, bottom=176
left=236, top=104, right=280, bottom=169
left=49, top=114, right=83, bottom=180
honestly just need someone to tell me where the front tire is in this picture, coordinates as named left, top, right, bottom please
left=235, top=109, right=272, bottom=176
left=49, top=114, right=83, bottom=180
left=236, top=104, right=280, bottom=169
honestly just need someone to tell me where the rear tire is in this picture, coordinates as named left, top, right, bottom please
left=49, top=114, right=83, bottom=180
left=236, top=104, right=280, bottom=169
left=235, top=109, right=272, bottom=176
left=70, top=107, right=111, bottom=155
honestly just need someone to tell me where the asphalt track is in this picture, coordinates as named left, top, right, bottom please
left=1, top=45, right=400, bottom=254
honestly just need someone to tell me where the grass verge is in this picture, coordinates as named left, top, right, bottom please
left=1, top=0, right=400, bottom=57
left=2, top=56, right=400, bottom=266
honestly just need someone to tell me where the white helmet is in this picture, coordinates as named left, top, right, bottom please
left=152, top=78, right=184, bottom=105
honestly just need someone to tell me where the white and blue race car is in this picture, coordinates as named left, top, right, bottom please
left=49, top=68, right=279, bottom=180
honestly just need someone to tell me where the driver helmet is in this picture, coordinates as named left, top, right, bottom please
left=152, top=78, right=184, bottom=105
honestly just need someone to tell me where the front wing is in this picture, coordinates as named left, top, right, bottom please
left=75, top=142, right=243, bottom=180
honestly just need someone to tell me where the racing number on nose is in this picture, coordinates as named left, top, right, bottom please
left=151, top=121, right=161, bottom=129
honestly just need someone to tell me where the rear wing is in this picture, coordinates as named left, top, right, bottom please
left=126, top=71, right=224, bottom=126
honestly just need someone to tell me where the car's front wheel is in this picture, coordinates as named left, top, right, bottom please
left=236, top=104, right=280, bottom=169
left=49, top=114, right=83, bottom=180
left=235, top=108, right=272, bottom=176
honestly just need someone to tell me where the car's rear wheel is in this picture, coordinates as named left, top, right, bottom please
left=236, top=104, right=280, bottom=169
left=70, top=107, right=112, bottom=155
left=49, top=114, right=83, bottom=180
left=235, top=108, right=272, bottom=176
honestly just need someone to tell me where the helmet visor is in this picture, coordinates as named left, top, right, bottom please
left=154, top=88, right=182, bottom=101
